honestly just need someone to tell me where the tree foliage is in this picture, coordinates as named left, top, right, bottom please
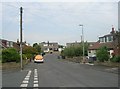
left=23, top=46, right=37, bottom=59
left=2, top=48, right=20, bottom=63
left=96, top=46, right=109, bottom=62
left=61, top=42, right=88, bottom=58
left=33, top=43, right=41, bottom=54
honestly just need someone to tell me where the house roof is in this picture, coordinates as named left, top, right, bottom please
left=89, top=42, right=114, bottom=50
left=13, top=42, right=20, bottom=51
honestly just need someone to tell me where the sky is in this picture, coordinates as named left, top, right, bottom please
left=1, top=0, right=119, bottom=46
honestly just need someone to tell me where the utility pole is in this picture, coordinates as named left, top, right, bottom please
left=20, top=7, right=23, bottom=70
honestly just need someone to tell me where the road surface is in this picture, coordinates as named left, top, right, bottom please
left=2, top=53, right=118, bottom=88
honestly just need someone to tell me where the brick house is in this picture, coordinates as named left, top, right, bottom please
left=0, top=39, right=13, bottom=49
left=0, top=39, right=29, bottom=51
left=40, top=41, right=59, bottom=53
left=88, top=27, right=119, bottom=58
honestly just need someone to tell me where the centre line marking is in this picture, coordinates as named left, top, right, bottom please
left=20, top=70, right=32, bottom=87
left=20, top=84, right=28, bottom=87
left=33, top=84, right=39, bottom=87
left=34, top=81, right=38, bottom=83
left=33, top=69, right=39, bottom=87
left=22, top=81, right=29, bottom=83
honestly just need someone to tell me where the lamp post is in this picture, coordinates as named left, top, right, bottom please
left=79, top=24, right=85, bottom=63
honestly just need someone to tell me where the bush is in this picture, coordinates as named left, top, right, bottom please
left=111, top=56, right=120, bottom=62
left=96, top=46, right=109, bottom=62
left=61, top=46, right=83, bottom=58
left=24, top=53, right=32, bottom=59
left=2, top=48, right=20, bottom=63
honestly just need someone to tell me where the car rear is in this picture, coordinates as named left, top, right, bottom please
left=34, top=55, right=44, bottom=63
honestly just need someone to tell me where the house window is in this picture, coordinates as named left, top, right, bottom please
left=105, top=37, right=107, bottom=42
left=43, top=44, right=48, bottom=46
left=10, top=42, right=13, bottom=47
left=7, top=41, right=9, bottom=47
left=108, top=36, right=113, bottom=42
left=99, top=37, right=104, bottom=43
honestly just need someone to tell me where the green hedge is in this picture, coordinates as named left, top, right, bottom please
left=96, top=46, right=109, bottom=62
left=2, top=48, right=20, bottom=63
left=61, top=46, right=83, bottom=58
left=111, top=56, right=120, bottom=62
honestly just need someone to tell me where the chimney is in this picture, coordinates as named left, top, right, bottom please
left=17, top=39, right=19, bottom=44
left=111, top=25, right=115, bottom=34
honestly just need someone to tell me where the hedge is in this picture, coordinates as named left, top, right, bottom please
left=2, top=48, right=20, bottom=63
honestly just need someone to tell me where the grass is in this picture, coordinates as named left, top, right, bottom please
left=2, top=59, right=30, bottom=70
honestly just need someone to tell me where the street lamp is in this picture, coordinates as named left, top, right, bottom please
left=79, top=24, right=85, bottom=63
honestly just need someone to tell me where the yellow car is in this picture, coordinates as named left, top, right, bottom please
left=34, top=55, right=44, bottom=63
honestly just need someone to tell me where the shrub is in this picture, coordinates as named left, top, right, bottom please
left=111, top=56, right=120, bottom=62
left=96, top=46, right=109, bottom=62
left=24, top=53, right=32, bottom=59
left=61, top=46, right=83, bottom=58
left=2, top=48, right=20, bottom=63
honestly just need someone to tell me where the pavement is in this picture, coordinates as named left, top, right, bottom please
left=2, top=53, right=119, bottom=88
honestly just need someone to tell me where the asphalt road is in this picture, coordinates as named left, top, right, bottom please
left=2, top=53, right=118, bottom=88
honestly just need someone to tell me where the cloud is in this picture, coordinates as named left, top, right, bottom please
left=2, top=2, right=118, bottom=45
left=1, top=0, right=119, bottom=2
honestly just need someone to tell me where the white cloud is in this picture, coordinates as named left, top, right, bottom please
left=2, top=2, right=118, bottom=45
left=1, top=0, right=119, bottom=2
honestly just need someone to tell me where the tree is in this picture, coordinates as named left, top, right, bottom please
left=23, top=46, right=37, bottom=59
left=33, top=43, right=41, bottom=54
left=96, top=46, right=109, bottom=62
left=33, top=43, right=38, bottom=48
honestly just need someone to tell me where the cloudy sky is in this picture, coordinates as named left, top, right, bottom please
left=1, top=0, right=119, bottom=46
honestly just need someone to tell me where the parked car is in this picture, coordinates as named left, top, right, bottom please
left=34, top=55, right=44, bottom=63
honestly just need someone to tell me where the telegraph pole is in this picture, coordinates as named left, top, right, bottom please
left=20, top=7, right=23, bottom=70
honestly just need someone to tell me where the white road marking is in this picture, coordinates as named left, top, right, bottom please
left=24, top=78, right=29, bottom=80
left=20, top=70, right=32, bottom=87
left=34, top=76, right=37, bottom=78
left=33, top=69, right=39, bottom=87
left=33, top=84, right=39, bottom=87
left=26, top=76, right=30, bottom=78
left=20, top=84, right=28, bottom=87
left=34, top=78, right=38, bottom=80
left=22, top=81, right=29, bottom=83
left=34, top=81, right=38, bottom=83
left=21, top=69, right=39, bottom=87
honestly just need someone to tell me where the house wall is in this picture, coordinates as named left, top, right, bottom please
left=40, top=42, right=58, bottom=53
left=88, top=49, right=96, bottom=57
left=88, top=49, right=114, bottom=59
left=109, top=50, right=114, bottom=58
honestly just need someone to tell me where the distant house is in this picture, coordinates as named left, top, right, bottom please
left=88, top=27, right=119, bottom=58
left=40, top=41, right=59, bottom=53
left=66, top=41, right=81, bottom=47
left=0, top=39, right=29, bottom=51
left=0, top=39, right=13, bottom=49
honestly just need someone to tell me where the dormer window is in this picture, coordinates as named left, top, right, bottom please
left=108, top=36, right=113, bottom=42
left=99, top=37, right=104, bottom=43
